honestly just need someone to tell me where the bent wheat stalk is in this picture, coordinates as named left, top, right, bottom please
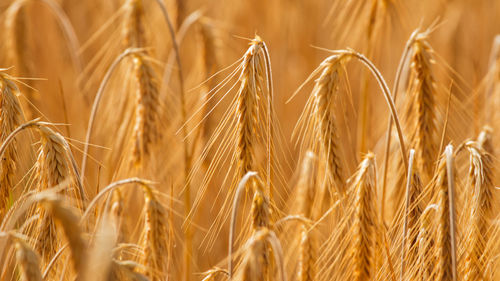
left=80, top=48, right=144, bottom=180
left=330, top=49, right=408, bottom=171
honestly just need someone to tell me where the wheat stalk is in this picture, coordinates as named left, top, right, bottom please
left=400, top=149, right=424, bottom=280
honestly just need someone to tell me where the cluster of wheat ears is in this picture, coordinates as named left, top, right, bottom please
left=0, top=0, right=499, bottom=280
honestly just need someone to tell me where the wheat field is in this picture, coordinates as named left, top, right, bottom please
left=0, top=0, right=499, bottom=280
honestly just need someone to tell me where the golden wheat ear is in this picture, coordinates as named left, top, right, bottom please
left=430, top=145, right=457, bottom=281
left=130, top=54, right=161, bottom=167
left=201, top=268, right=229, bottom=281
left=110, top=260, right=150, bottom=281
left=186, top=35, right=275, bottom=252
left=381, top=30, right=440, bottom=223
left=416, top=204, right=438, bottom=280
left=139, top=184, right=169, bottom=281
left=294, top=150, right=316, bottom=219
left=80, top=212, right=118, bottom=281
left=0, top=120, right=85, bottom=267
left=234, top=228, right=286, bottom=281
left=461, top=140, right=494, bottom=281
left=37, top=194, right=87, bottom=278
left=0, top=72, right=25, bottom=215
left=123, top=0, right=146, bottom=48
left=298, top=224, right=316, bottom=281
left=12, top=234, right=43, bottom=281
left=291, top=55, right=350, bottom=199
left=350, top=152, right=377, bottom=281
left=404, top=33, right=440, bottom=183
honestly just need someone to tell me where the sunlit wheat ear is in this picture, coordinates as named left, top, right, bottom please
left=236, top=228, right=286, bottom=281
left=131, top=54, right=161, bottom=166
left=81, top=213, right=117, bottom=281
left=31, top=125, right=84, bottom=265
left=189, top=36, right=273, bottom=249
left=463, top=141, right=494, bottom=281
left=36, top=126, right=70, bottom=191
left=404, top=33, right=439, bottom=182
left=0, top=72, right=24, bottom=215
left=298, top=225, right=316, bottom=281
left=140, top=184, right=169, bottom=281
left=236, top=37, right=268, bottom=179
left=432, top=145, right=457, bottom=281
left=350, top=152, right=377, bottom=281
left=416, top=204, right=437, bottom=280
left=14, top=236, right=43, bottom=281
left=201, top=268, right=229, bottom=281
left=251, top=179, right=270, bottom=231
left=33, top=126, right=71, bottom=263
left=123, top=0, right=146, bottom=48
left=296, top=151, right=316, bottom=219
left=311, top=54, right=350, bottom=196
left=39, top=194, right=86, bottom=276
left=111, top=260, right=150, bottom=281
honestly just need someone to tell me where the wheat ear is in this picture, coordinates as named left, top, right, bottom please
left=313, top=55, right=350, bottom=196
left=404, top=34, right=439, bottom=182
left=416, top=204, right=438, bottom=280
left=298, top=225, right=316, bottom=281
left=462, top=141, right=494, bottom=281
left=14, top=235, right=43, bottom=281
left=38, top=194, right=86, bottom=277
left=123, top=0, right=146, bottom=48
left=0, top=72, right=24, bottom=215
left=236, top=228, right=286, bottom=281
left=296, top=151, right=316, bottom=219
left=433, top=145, right=457, bottom=281
left=111, top=260, right=150, bottom=281
left=140, top=184, right=169, bottom=281
left=131, top=54, right=161, bottom=165
left=251, top=179, right=270, bottom=231
left=351, top=152, right=377, bottom=281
